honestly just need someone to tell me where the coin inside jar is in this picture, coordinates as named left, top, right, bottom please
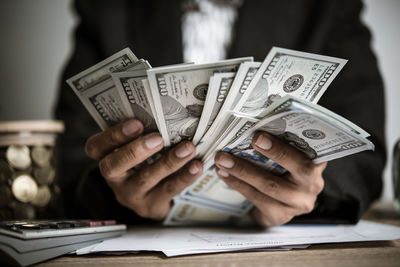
left=33, top=166, right=55, bottom=185
left=31, top=145, right=52, bottom=167
left=11, top=174, right=38, bottom=203
left=6, top=145, right=31, bottom=170
left=32, top=185, right=51, bottom=207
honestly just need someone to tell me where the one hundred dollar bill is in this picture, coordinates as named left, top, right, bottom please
left=163, top=199, right=240, bottom=225
left=146, top=57, right=253, bottom=146
left=140, top=62, right=195, bottom=132
left=142, top=78, right=162, bottom=131
left=66, top=48, right=142, bottom=130
left=177, top=119, right=256, bottom=215
left=111, top=65, right=160, bottom=133
left=223, top=96, right=374, bottom=170
left=256, top=93, right=370, bottom=138
left=235, top=47, right=347, bottom=118
left=179, top=96, right=374, bottom=215
left=201, top=116, right=250, bottom=163
left=179, top=158, right=253, bottom=215
left=192, top=72, right=236, bottom=145
left=196, top=62, right=261, bottom=157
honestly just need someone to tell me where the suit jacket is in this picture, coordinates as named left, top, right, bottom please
left=55, top=0, right=386, bottom=224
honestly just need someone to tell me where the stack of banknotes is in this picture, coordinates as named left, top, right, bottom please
left=67, top=47, right=374, bottom=225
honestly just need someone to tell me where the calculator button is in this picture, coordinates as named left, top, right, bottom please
left=88, top=221, right=102, bottom=227
left=47, top=222, right=73, bottom=229
left=103, top=220, right=116, bottom=225
left=62, top=220, right=89, bottom=228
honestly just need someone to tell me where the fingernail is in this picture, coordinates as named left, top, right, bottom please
left=145, top=135, right=163, bottom=149
left=189, top=164, right=199, bottom=175
left=255, top=134, right=272, bottom=150
left=122, top=120, right=140, bottom=136
left=218, top=169, right=230, bottom=177
left=218, top=155, right=234, bottom=168
left=175, top=144, right=192, bottom=158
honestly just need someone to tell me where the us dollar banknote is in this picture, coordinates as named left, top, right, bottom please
left=235, top=47, right=347, bottom=118
left=176, top=95, right=374, bottom=216
left=222, top=96, right=374, bottom=171
left=178, top=119, right=256, bottom=216
left=256, top=93, right=370, bottom=138
left=140, top=62, right=196, bottom=132
left=192, top=72, right=236, bottom=145
left=146, top=57, right=253, bottom=146
left=66, top=48, right=141, bottom=130
left=142, top=78, right=161, bottom=131
left=111, top=65, right=159, bottom=133
left=163, top=199, right=240, bottom=225
left=196, top=62, right=261, bottom=157
left=178, top=161, right=253, bottom=216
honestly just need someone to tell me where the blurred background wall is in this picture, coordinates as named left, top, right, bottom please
left=0, top=0, right=398, bottom=201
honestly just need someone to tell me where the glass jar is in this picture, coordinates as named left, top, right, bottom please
left=0, top=120, right=64, bottom=220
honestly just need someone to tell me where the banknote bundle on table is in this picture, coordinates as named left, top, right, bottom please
left=67, top=47, right=374, bottom=225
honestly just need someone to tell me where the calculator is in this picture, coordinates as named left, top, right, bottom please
left=0, top=220, right=126, bottom=266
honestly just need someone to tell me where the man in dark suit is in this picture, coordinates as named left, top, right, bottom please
left=55, top=0, right=386, bottom=225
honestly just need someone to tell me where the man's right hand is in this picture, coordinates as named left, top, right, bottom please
left=85, top=119, right=203, bottom=220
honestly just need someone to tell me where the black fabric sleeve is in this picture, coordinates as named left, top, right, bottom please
left=54, top=0, right=136, bottom=222
left=293, top=0, right=386, bottom=223
left=54, top=0, right=182, bottom=223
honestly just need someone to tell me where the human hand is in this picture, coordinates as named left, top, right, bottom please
left=85, top=119, right=203, bottom=220
left=214, top=131, right=326, bottom=227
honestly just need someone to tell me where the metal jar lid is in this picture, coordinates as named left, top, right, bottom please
left=0, top=120, right=64, bottom=146
left=0, top=120, right=64, bottom=133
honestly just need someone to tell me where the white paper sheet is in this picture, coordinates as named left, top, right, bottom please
left=162, top=244, right=311, bottom=257
left=75, top=221, right=400, bottom=256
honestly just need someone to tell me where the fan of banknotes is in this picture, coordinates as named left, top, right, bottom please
left=67, top=47, right=374, bottom=225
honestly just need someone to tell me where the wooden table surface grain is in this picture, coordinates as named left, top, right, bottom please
left=36, top=202, right=400, bottom=267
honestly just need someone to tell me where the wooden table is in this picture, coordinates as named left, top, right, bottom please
left=37, top=202, right=400, bottom=267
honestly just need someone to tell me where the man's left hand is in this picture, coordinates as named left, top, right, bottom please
left=214, top=131, right=326, bottom=227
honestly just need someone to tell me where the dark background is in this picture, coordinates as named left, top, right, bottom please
left=0, top=0, right=398, bottom=201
